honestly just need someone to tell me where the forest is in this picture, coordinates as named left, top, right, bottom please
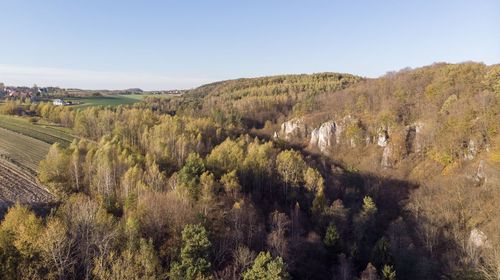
left=0, top=62, right=499, bottom=280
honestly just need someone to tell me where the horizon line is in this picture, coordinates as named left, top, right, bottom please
left=1, top=61, right=496, bottom=91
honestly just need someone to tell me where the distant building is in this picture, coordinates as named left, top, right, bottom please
left=53, top=99, right=68, bottom=106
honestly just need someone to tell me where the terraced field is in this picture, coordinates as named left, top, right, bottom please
left=0, top=115, right=74, bottom=146
left=0, top=126, right=54, bottom=209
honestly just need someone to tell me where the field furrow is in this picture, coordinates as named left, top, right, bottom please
left=0, top=159, right=54, bottom=208
left=0, top=127, right=50, bottom=171
left=0, top=125, right=54, bottom=209
left=0, top=115, right=75, bottom=146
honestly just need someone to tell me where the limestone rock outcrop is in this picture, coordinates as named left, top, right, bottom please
left=469, top=228, right=489, bottom=248
left=475, top=160, right=486, bottom=183
left=279, top=117, right=432, bottom=169
left=403, top=122, right=426, bottom=155
left=381, top=145, right=393, bottom=168
left=336, top=115, right=361, bottom=148
left=308, top=116, right=361, bottom=152
left=377, top=129, right=389, bottom=147
left=309, top=121, right=336, bottom=153
left=464, top=139, right=478, bottom=161
left=279, top=118, right=308, bottom=140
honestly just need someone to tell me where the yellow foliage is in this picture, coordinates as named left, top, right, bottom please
left=427, top=148, right=454, bottom=166
left=441, top=161, right=460, bottom=175
left=489, top=150, right=500, bottom=164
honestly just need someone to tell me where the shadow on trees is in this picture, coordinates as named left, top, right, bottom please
left=248, top=131, right=435, bottom=279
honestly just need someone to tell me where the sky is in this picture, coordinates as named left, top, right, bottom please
left=0, top=0, right=499, bottom=90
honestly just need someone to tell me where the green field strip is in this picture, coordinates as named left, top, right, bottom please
left=0, top=127, right=50, bottom=171
left=0, top=115, right=75, bottom=146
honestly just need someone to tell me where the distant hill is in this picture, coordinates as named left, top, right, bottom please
left=186, top=72, right=363, bottom=98
left=162, top=72, right=363, bottom=127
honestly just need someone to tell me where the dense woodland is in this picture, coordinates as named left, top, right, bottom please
left=0, top=62, right=499, bottom=279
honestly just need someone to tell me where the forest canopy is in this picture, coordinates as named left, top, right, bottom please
left=0, top=62, right=499, bottom=279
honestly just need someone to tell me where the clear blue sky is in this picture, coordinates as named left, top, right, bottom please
left=1, top=0, right=499, bottom=90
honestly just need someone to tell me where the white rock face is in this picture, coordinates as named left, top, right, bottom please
left=310, top=121, right=336, bottom=153
left=335, top=115, right=358, bottom=145
left=381, top=145, right=392, bottom=168
left=414, top=122, right=424, bottom=153
left=349, top=138, right=357, bottom=148
left=404, top=122, right=425, bottom=154
left=475, top=160, right=486, bottom=183
left=280, top=118, right=307, bottom=140
left=310, top=128, right=319, bottom=144
left=469, top=228, right=488, bottom=248
left=464, top=139, right=477, bottom=160
left=377, top=130, right=389, bottom=147
left=335, top=121, right=345, bottom=144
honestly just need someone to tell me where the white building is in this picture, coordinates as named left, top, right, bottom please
left=52, top=99, right=67, bottom=106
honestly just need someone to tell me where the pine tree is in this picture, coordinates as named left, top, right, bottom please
left=170, top=224, right=212, bottom=280
left=178, top=153, right=206, bottom=200
left=242, top=251, right=289, bottom=280
left=324, top=223, right=340, bottom=248
left=382, top=264, right=396, bottom=280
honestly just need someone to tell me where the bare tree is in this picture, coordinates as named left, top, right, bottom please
left=267, top=211, right=291, bottom=260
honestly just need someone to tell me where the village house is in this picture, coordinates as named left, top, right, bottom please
left=52, top=99, right=68, bottom=106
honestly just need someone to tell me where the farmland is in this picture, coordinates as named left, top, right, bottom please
left=0, top=115, right=75, bottom=146
left=0, top=159, right=53, bottom=209
left=0, top=126, right=50, bottom=172
left=64, top=93, right=171, bottom=108
left=0, top=127, right=54, bottom=209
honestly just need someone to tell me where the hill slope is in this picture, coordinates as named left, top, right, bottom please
left=269, top=62, right=500, bottom=277
left=149, top=72, right=363, bottom=128
left=160, top=62, right=500, bottom=277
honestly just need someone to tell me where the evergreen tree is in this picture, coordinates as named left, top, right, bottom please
left=372, top=237, right=392, bottom=268
left=382, top=264, right=396, bottom=280
left=324, top=223, right=340, bottom=248
left=242, top=251, right=289, bottom=280
left=362, top=196, right=377, bottom=216
left=170, top=224, right=212, bottom=280
left=178, top=153, right=206, bottom=200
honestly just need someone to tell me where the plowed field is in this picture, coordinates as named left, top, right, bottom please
left=0, top=127, right=54, bottom=209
